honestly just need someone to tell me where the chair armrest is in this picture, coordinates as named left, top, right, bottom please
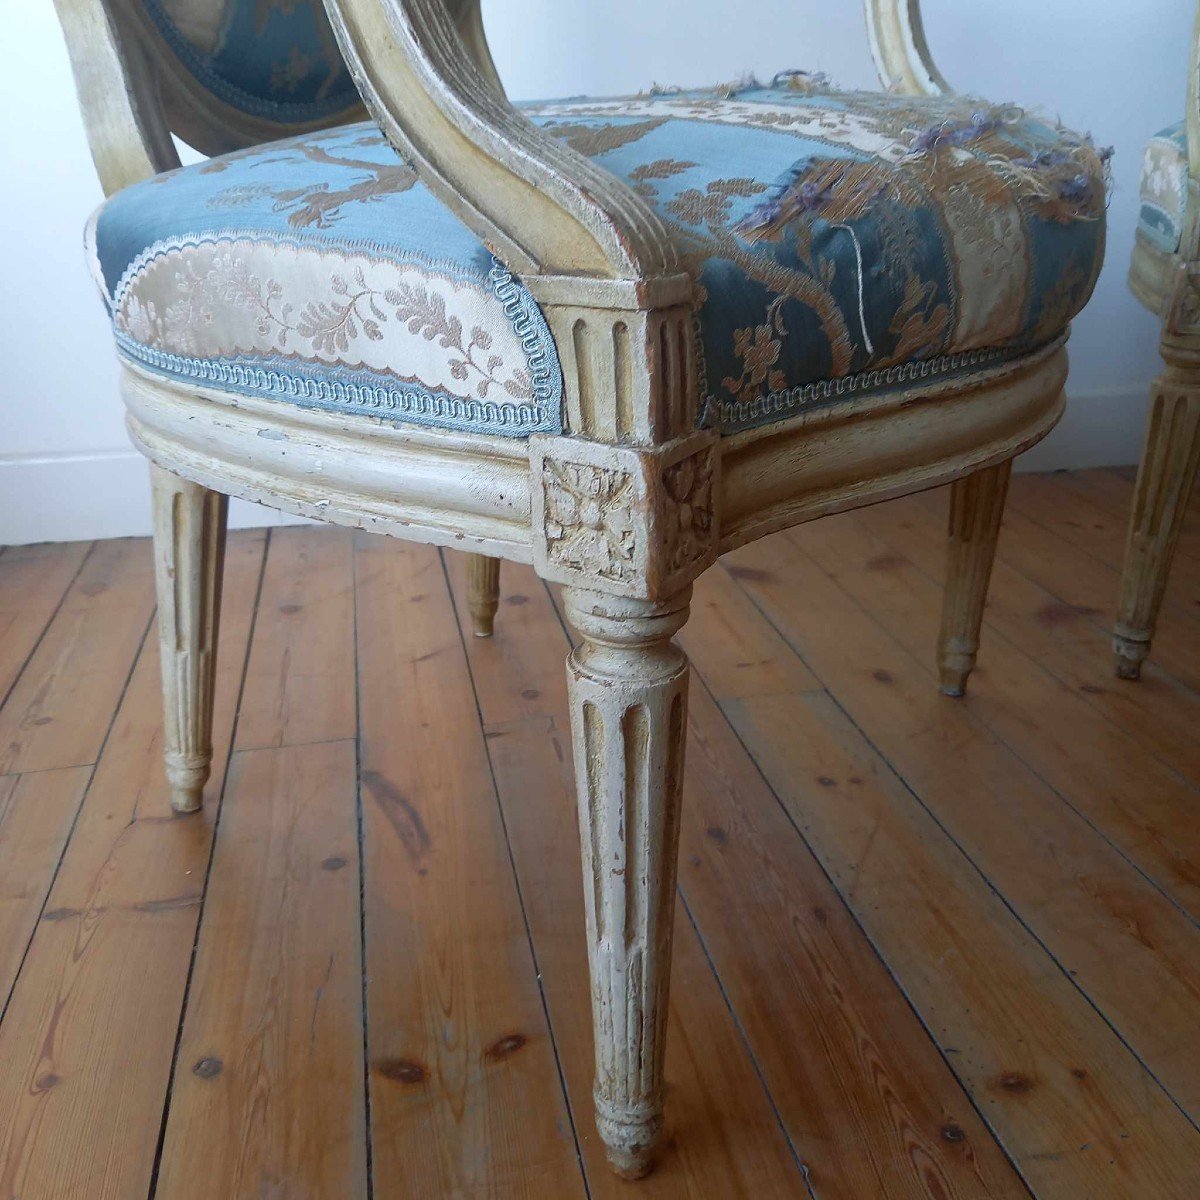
left=325, top=0, right=679, bottom=282
left=864, top=0, right=951, bottom=97
left=52, top=0, right=180, bottom=195
left=1187, top=2, right=1200, bottom=186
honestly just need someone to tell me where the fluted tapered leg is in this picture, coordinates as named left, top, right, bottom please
left=563, top=586, right=690, bottom=1180
left=466, top=553, right=501, bottom=637
left=1114, top=376, right=1200, bottom=679
left=150, top=465, right=228, bottom=813
left=937, top=460, right=1012, bottom=697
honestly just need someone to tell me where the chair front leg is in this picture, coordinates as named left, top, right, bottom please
left=1114, top=372, right=1200, bottom=678
left=937, top=459, right=1012, bottom=697
left=150, top=464, right=228, bottom=813
left=465, top=553, right=501, bottom=637
left=562, top=585, right=691, bottom=1180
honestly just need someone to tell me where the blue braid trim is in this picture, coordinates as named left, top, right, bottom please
left=117, top=333, right=561, bottom=437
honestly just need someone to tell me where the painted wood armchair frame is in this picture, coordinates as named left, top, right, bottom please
left=1116, top=2, right=1200, bottom=678
left=55, top=0, right=1065, bottom=1177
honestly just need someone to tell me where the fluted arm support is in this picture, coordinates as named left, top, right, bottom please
left=324, top=0, right=680, bottom=281
left=864, top=0, right=951, bottom=97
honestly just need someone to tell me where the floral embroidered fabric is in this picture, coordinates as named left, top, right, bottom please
left=1138, top=121, right=1188, bottom=255
left=92, top=82, right=1107, bottom=438
left=140, top=0, right=360, bottom=124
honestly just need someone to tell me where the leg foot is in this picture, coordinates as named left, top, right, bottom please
left=1114, top=372, right=1200, bottom=681
left=151, top=465, right=227, bottom=815
left=938, top=461, right=1011, bottom=699
left=466, top=554, right=501, bottom=638
left=564, top=587, right=691, bottom=1181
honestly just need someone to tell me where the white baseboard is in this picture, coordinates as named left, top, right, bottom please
left=0, top=387, right=1150, bottom=545
left=0, top=450, right=313, bottom=545
left=1015, top=385, right=1147, bottom=472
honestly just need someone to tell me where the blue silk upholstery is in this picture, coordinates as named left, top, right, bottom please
left=141, top=0, right=359, bottom=123
left=92, top=83, right=1107, bottom=438
left=1138, top=120, right=1188, bottom=255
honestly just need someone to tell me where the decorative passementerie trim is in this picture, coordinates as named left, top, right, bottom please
left=115, top=333, right=558, bottom=436
left=702, top=343, right=1020, bottom=433
left=108, top=231, right=564, bottom=438
left=140, top=0, right=360, bottom=124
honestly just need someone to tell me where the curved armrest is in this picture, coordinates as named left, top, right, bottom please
left=864, top=0, right=951, bottom=97
left=52, top=0, right=180, bottom=195
left=325, top=0, right=679, bottom=282
left=1187, top=2, right=1200, bottom=185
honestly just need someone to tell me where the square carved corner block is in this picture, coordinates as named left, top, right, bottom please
left=529, top=432, right=720, bottom=600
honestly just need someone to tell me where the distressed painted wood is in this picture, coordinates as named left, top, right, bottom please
left=2, top=513, right=1200, bottom=1192
left=46, top=0, right=1081, bottom=1176
left=0, top=532, right=264, bottom=1200
left=1118, top=5, right=1200, bottom=684
left=937, top=460, right=1011, bottom=696
left=466, top=553, right=501, bottom=637
left=562, top=586, right=691, bottom=1178
left=1113, top=372, right=1200, bottom=678
left=865, top=0, right=950, bottom=97
left=150, top=465, right=227, bottom=812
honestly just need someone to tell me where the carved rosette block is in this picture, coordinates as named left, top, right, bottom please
left=1114, top=375, right=1200, bottom=679
left=465, top=553, right=501, bottom=637
left=150, top=465, right=228, bottom=812
left=530, top=431, right=719, bottom=600
left=563, top=586, right=691, bottom=1179
left=938, top=460, right=1011, bottom=697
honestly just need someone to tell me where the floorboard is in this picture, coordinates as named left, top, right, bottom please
left=0, top=470, right=1198, bottom=1199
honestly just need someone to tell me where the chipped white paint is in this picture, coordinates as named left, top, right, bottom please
left=563, top=585, right=689, bottom=1179
left=52, top=0, right=1073, bottom=1177
left=1116, top=4, right=1200, bottom=679
left=937, top=459, right=1011, bottom=696
left=150, top=463, right=227, bottom=812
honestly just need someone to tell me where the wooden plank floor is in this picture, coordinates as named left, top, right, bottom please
left=1, top=467, right=1198, bottom=1199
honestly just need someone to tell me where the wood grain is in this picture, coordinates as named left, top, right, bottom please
left=459, top=557, right=1028, bottom=1198
left=234, top=526, right=357, bottom=751
left=868, top=490, right=1200, bottom=779
left=0, top=767, right=90, bottom=1007
left=719, top=536, right=1200, bottom=1196
left=154, top=740, right=367, bottom=1200
left=0, top=530, right=264, bottom=1200
left=0, top=541, right=89, bottom=705
left=354, top=536, right=584, bottom=1198
left=0, top=537, right=156, bottom=775
left=447, top=557, right=809, bottom=1197
left=784, top=510, right=1200, bottom=1114
left=857, top=492, right=1200, bottom=902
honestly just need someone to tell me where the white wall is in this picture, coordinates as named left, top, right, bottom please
left=0, top=0, right=1190, bottom=543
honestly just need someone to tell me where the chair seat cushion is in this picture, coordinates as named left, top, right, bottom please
left=1138, top=120, right=1188, bottom=255
left=91, top=80, right=1107, bottom=438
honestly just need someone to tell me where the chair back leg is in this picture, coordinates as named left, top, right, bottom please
left=466, top=553, right=501, bottom=638
left=1114, top=367, right=1200, bottom=679
left=938, top=459, right=1013, bottom=697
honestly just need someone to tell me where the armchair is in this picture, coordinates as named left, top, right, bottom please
left=53, top=0, right=1107, bottom=1178
left=1117, top=3, right=1200, bottom=679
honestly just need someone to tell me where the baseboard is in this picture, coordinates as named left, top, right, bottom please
left=0, top=388, right=1150, bottom=545
left=1015, top=385, right=1147, bottom=472
left=0, top=450, right=313, bottom=545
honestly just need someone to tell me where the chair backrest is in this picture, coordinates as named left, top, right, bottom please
left=111, top=0, right=364, bottom=155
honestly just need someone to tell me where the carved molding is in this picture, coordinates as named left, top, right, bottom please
left=531, top=281, right=698, bottom=444
left=150, top=464, right=228, bottom=813
left=530, top=431, right=719, bottom=598
left=1165, top=262, right=1200, bottom=337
